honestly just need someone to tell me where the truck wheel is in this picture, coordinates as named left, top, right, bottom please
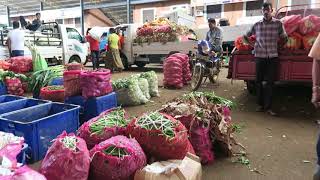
left=69, top=56, right=81, bottom=64
left=120, top=53, right=129, bottom=70
left=246, top=81, right=256, bottom=95
left=135, top=62, right=146, bottom=68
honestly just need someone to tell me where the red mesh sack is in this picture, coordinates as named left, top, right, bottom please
left=40, top=132, right=90, bottom=180
left=169, top=53, right=191, bottom=84
left=303, top=32, right=319, bottom=50
left=235, top=36, right=255, bottom=51
left=77, top=108, right=128, bottom=149
left=89, top=135, right=147, bottom=180
left=284, top=32, right=302, bottom=50
left=5, top=77, right=24, bottom=96
left=281, top=15, right=302, bottom=35
left=80, top=69, right=113, bottom=99
left=126, top=112, right=191, bottom=160
left=8, top=56, right=32, bottom=73
left=0, top=60, right=11, bottom=70
left=40, top=86, right=65, bottom=102
left=13, top=166, right=47, bottom=180
left=299, top=15, right=320, bottom=35
left=163, top=57, right=183, bottom=89
left=66, top=63, right=83, bottom=71
left=63, top=70, right=82, bottom=97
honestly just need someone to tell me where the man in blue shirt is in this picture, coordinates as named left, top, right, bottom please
left=206, top=18, right=223, bottom=54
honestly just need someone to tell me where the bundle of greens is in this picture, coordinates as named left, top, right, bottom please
left=138, top=78, right=151, bottom=100
left=104, top=145, right=128, bottom=158
left=0, top=70, right=28, bottom=82
left=140, top=71, right=159, bottom=97
left=61, top=136, right=78, bottom=151
left=46, top=85, right=64, bottom=91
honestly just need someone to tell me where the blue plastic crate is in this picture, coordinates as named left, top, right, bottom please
left=0, top=95, right=25, bottom=103
left=0, top=98, right=50, bottom=115
left=17, top=143, right=28, bottom=165
left=0, top=82, right=7, bottom=95
left=49, top=77, right=63, bottom=86
left=0, top=103, right=80, bottom=163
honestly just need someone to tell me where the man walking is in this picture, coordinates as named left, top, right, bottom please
left=7, top=21, right=25, bottom=57
left=244, top=2, right=288, bottom=116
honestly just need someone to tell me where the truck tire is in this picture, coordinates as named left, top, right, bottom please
left=120, top=52, right=129, bottom=70
left=69, top=55, right=81, bottom=64
left=135, top=62, right=146, bottom=68
left=246, top=80, right=256, bottom=95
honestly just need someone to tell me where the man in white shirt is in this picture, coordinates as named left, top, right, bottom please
left=7, top=21, right=25, bottom=57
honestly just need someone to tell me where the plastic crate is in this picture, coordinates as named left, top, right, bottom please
left=17, top=143, right=28, bottom=165
left=0, top=82, right=7, bottom=95
left=0, top=103, right=80, bottom=163
left=49, top=77, right=63, bottom=86
left=0, top=95, right=25, bottom=104
left=0, top=98, right=50, bottom=115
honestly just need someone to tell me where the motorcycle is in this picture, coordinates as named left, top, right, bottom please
left=189, top=39, right=222, bottom=91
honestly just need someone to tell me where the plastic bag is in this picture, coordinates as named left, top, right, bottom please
left=163, top=58, right=183, bottom=89
left=281, top=15, right=302, bottom=35
left=63, top=70, right=82, bottom=97
left=303, top=32, right=319, bottom=50
left=299, top=15, right=320, bottom=35
left=5, top=77, right=24, bottom=96
left=284, top=32, right=302, bottom=50
left=28, top=44, right=48, bottom=72
left=40, top=132, right=90, bottom=180
left=89, top=27, right=109, bottom=41
left=127, top=112, right=191, bottom=160
left=8, top=57, right=32, bottom=73
left=12, top=166, right=46, bottom=180
left=40, top=86, right=65, bottom=102
left=138, top=78, right=151, bottom=100
left=140, top=71, right=159, bottom=97
left=0, top=132, right=24, bottom=166
left=89, top=135, right=147, bottom=180
left=78, top=108, right=128, bottom=149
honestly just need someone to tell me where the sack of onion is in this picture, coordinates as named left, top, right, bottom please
left=5, top=77, right=24, bottom=96
left=63, top=70, right=82, bottom=97
left=127, top=112, right=192, bottom=160
left=89, top=135, right=146, bottom=180
left=40, top=132, right=90, bottom=180
left=40, top=85, right=65, bottom=102
left=78, top=108, right=128, bottom=149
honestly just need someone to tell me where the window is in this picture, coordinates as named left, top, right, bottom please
left=207, top=4, right=222, bottom=19
left=64, top=18, right=74, bottom=25
left=142, top=9, right=155, bottom=23
left=55, top=19, right=63, bottom=24
left=246, top=0, right=263, bottom=17
left=66, top=28, right=82, bottom=42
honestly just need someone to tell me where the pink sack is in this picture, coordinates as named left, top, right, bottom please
left=64, top=70, right=82, bottom=97
left=89, top=136, right=146, bottom=180
left=0, top=136, right=24, bottom=166
left=169, top=53, right=191, bottom=84
left=299, top=15, right=320, bottom=35
left=12, top=166, right=46, bottom=180
left=40, top=132, right=90, bottom=180
left=163, top=57, right=184, bottom=88
left=8, top=56, right=32, bottom=73
left=281, top=15, right=302, bottom=35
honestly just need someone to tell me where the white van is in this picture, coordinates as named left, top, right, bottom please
left=0, top=22, right=88, bottom=65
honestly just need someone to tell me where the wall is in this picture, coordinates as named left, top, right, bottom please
left=84, top=9, right=115, bottom=32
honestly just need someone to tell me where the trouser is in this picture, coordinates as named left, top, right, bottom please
left=91, top=50, right=99, bottom=70
left=11, top=50, right=24, bottom=57
left=255, top=57, right=278, bottom=110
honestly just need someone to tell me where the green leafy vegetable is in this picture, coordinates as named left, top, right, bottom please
left=104, top=145, right=128, bottom=158
left=61, top=136, right=78, bottom=151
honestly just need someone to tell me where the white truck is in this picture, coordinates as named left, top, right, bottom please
left=0, top=22, right=88, bottom=65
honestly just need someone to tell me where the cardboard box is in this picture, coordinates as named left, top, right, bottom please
left=134, top=153, right=202, bottom=180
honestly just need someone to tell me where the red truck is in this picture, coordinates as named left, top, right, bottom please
left=228, top=4, right=319, bottom=94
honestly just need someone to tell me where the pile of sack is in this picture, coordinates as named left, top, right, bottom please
left=7, top=56, right=33, bottom=74
left=163, top=53, right=191, bottom=89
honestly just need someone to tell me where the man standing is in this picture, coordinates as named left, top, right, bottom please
left=108, top=28, right=124, bottom=72
left=20, top=13, right=42, bottom=31
left=7, top=21, right=25, bottom=57
left=243, top=2, right=288, bottom=116
left=206, top=18, right=223, bottom=54
left=86, top=28, right=100, bottom=70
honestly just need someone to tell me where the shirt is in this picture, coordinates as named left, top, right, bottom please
left=7, top=29, right=25, bottom=51
left=206, top=27, right=223, bottom=51
left=86, top=35, right=99, bottom=51
left=108, top=33, right=120, bottom=49
left=246, top=17, right=287, bottom=58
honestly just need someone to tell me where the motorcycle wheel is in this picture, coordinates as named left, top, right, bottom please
left=209, top=61, right=221, bottom=83
left=191, top=63, right=204, bottom=91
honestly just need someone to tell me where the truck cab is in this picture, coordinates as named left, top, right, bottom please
left=0, top=22, right=88, bottom=65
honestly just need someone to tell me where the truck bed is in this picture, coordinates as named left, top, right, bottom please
left=132, top=41, right=196, bottom=55
left=230, top=50, right=312, bottom=82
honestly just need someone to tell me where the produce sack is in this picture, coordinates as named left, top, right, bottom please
left=66, top=62, right=83, bottom=71
left=28, top=43, right=48, bottom=72
left=284, top=32, right=302, bottom=50
left=5, top=77, right=24, bottom=96
left=40, top=86, right=65, bottom=102
left=127, top=112, right=191, bottom=160
left=303, top=32, right=319, bottom=50
left=0, top=61, right=11, bottom=70
left=40, top=132, right=90, bottom=180
left=78, top=108, right=128, bottom=149
left=163, top=58, right=183, bottom=89
left=140, top=71, right=160, bottom=97
left=281, top=15, right=302, bottom=35
left=63, top=70, right=82, bottom=97
left=137, top=26, right=154, bottom=36
left=8, top=57, right=32, bottom=74
left=12, top=166, right=47, bottom=180
left=80, top=69, right=113, bottom=99
left=89, top=27, right=109, bottom=41
left=234, top=36, right=254, bottom=51
left=89, top=135, right=147, bottom=180
left=169, top=53, right=191, bottom=84
left=134, top=153, right=202, bottom=180
left=138, top=78, right=151, bottom=100
left=112, top=76, right=149, bottom=106
left=0, top=132, right=24, bottom=165
left=299, top=15, right=320, bottom=35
